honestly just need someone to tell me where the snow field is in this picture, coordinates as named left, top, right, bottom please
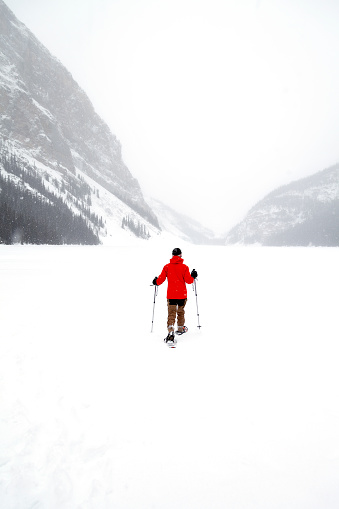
left=1, top=244, right=339, bottom=508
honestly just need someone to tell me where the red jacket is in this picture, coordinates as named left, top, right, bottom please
left=157, top=256, right=194, bottom=299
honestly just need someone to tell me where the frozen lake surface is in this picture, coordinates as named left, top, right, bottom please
left=1, top=244, right=339, bottom=508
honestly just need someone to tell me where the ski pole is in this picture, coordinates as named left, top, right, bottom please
left=150, top=284, right=158, bottom=333
left=193, top=279, right=201, bottom=329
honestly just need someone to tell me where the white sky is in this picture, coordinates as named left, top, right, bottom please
left=5, top=0, right=339, bottom=233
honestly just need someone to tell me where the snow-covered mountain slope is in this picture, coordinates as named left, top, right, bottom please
left=0, top=0, right=160, bottom=243
left=225, top=164, right=339, bottom=246
left=1, top=244, right=339, bottom=508
left=148, top=197, right=222, bottom=244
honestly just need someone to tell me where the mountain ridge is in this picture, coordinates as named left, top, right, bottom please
left=225, top=164, right=339, bottom=246
left=0, top=0, right=160, bottom=244
left=148, top=197, right=222, bottom=245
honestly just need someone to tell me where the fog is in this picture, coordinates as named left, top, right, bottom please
left=5, top=0, right=339, bottom=233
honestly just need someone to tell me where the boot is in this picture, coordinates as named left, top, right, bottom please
left=164, top=331, right=175, bottom=343
left=176, top=326, right=188, bottom=335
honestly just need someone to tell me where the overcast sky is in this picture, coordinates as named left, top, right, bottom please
left=5, top=0, right=339, bottom=233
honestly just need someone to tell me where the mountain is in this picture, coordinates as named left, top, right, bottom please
left=225, top=164, right=339, bottom=246
left=148, top=197, right=222, bottom=244
left=0, top=0, right=160, bottom=244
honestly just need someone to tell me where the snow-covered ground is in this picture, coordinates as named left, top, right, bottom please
left=1, top=242, right=339, bottom=509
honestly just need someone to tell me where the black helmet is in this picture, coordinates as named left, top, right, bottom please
left=172, top=248, right=182, bottom=256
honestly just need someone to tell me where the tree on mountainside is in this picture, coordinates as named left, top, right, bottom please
left=121, top=215, right=150, bottom=239
left=0, top=152, right=100, bottom=245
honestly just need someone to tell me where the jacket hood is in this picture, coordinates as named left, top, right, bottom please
left=170, top=255, right=184, bottom=264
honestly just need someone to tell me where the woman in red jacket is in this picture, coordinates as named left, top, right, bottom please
left=152, top=248, right=197, bottom=342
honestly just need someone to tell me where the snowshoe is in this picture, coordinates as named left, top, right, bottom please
left=175, top=326, right=188, bottom=336
left=164, top=331, right=177, bottom=347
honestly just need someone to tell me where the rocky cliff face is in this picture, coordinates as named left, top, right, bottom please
left=225, top=165, right=339, bottom=246
left=0, top=0, right=159, bottom=242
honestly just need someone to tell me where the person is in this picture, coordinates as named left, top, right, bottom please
left=152, top=248, right=198, bottom=342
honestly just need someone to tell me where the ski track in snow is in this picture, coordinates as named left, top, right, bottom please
left=1, top=244, right=339, bottom=509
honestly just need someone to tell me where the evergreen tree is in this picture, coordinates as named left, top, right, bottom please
left=0, top=152, right=100, bottom=245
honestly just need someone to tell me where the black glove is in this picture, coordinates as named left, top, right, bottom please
left=152, top=277, right=158, bottom=285
left=191, top=269, right=198, bottom=279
